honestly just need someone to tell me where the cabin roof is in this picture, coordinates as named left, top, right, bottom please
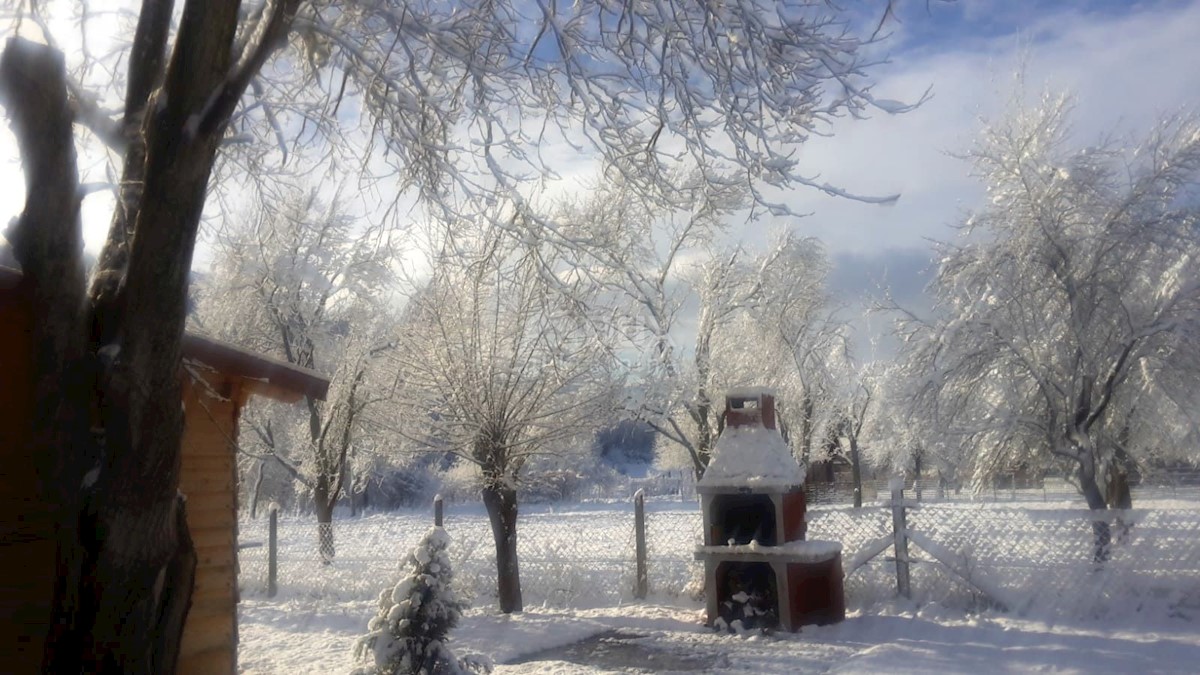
left=182, top=333, right=330, bottom=403
left=0, top=263, right=329, bottom=402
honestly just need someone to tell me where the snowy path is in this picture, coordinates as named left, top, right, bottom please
left=238, top=599, right=1200, bottom=674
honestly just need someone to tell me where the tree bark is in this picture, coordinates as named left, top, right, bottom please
left=482, top=482, right=523, bottom=613
left=3, top=0, right=302, bottom=668
left=0, top=36, right=94, bottom=674
left=1076, top=456, right=1112, bottom=563
left=313, top=477, right=336, bottom=564
left=1, top=0, right=265, bottom=668
left=250, top=459, right=266, bottom=519
left=847, top=435, right=863, bottom=509
left=70, top=0, right=241, bottom=665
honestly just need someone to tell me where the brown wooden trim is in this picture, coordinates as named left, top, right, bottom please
left=182, top=333, right=329, bottom=401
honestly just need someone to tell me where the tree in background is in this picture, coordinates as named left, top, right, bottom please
left=197, top=188, right=398, bottom=560
left=556, top=179, right=838, bottom=479
left=742, top=235, right=847, bottom=464
left=389, top=227, right=620, bottom=613
left=896, top=94, right=1200, bottom=558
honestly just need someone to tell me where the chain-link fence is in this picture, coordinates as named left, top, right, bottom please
left=239, top=505, right=640, bottom=608
left=899, top=504, right=1200, bottom=618
left=238, top=497, right=1200, bottom=620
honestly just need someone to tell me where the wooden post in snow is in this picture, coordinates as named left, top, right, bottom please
left=268, top=504, right=279, bottom=599
left=889, top=477, right=911, bottom=599
left=634, top=489, right=648, bottom=599
left=434, top=494, right=444, bottom=527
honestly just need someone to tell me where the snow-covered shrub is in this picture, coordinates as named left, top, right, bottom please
left=351, top=527, right=491, bottom=675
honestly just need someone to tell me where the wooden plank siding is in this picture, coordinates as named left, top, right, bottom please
left=179, top=374, right=243, bottom=675
left=0, top=271, right=56, bottom=674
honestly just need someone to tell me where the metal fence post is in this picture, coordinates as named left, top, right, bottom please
left=434, top=494, right=444, bottom=527
left=268, top=505, right=278, bottom=599
left=634, top=489, right=648, bottom=599
left=890, top=477, right=911, bottom=599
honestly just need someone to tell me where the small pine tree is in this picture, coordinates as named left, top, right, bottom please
left=352, top=527, right=489, bottom=675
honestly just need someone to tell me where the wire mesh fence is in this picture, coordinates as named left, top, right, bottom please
left=238, top=496, right=1200, bottom=620
left=238, top=505, right=640, bottom=608
left=900, top=504, right=1200, bottom=618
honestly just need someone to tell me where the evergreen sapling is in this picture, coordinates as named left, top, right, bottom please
left=352, top=526, right=490, bottom=674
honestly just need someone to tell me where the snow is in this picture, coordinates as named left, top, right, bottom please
left=240, top=599, right=1200, bottom=674
left=695, top=539, right=842, bottom=562
left=699, top=426, right=805, bottom=489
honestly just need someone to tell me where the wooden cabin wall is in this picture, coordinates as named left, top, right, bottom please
left=0, top=283, right=56, bottom=673
left=178, top=373, right=243, bottom=675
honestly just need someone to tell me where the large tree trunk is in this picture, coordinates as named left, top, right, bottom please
left=1, top=36, right=100, bottom=673
left=70, top=2, right=240, bottom=667
left=1076, top=457, right=1112, bottom=563
left=313, top=477, right=336, bottom=564
left=847, top=435, right=863, bottom=509
left=0, top=0, right=297, bottom=668
left=482, top=482, right=523, bottom=613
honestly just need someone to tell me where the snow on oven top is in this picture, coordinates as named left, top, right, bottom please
left=698, top=425, right=805, bottom=489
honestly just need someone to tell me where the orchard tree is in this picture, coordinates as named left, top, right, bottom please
left=556, top=180, right=836, bottom=479
left=746, top=234, right=846, bottom=465
left=898, top=94, right=1200, bottom=557
left=389, top=227, right=620, bottom=613
left=197, top=187, right=398, bottom=560
left=1, top=0, right=921, bottom=668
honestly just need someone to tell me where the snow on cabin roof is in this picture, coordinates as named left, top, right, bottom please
left=698, top=424, right=806, bottom=489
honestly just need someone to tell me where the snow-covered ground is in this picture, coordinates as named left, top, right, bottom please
left=240, top=598, right=1200, bottom=674
left=238, top=498, right=1200, bottom=673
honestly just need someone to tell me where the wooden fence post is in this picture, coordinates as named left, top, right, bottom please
left=434, top=494, right=444, bottom=527
left=634, top=489, right=648, bottom=600
left=268, top=504, right=278, bottom=599
left=889, top=477, right=911, bottom=599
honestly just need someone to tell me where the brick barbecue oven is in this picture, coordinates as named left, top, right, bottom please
left=695, top=390, right=845, bottom=631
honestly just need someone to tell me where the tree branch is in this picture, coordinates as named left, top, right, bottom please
left=194, top=0, right=301, bottom=139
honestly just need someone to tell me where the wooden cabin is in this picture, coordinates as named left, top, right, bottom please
left=0, top=265, right=329, bottom=673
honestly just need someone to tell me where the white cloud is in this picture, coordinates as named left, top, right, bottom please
left=756, top=0, right=1200, bottom=258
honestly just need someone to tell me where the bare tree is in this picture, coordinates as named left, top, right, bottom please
left=897, top=94, right=1200, bottom=559
left=389, top=227, right=619, bottom=613
left=196, top=186, right=398, bottom=560
left=744, top=234, right=846, bottom=464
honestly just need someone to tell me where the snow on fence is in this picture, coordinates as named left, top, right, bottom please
left=237, top=495, right=1200, bottom=620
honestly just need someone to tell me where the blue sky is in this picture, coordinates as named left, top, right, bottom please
left=763, top=0, right=1200, bottom=357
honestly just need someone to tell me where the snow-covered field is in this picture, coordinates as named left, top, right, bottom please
left=240, top=599, right=1200, bottom=674
left=238, top=497, right=1200, bottom=673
